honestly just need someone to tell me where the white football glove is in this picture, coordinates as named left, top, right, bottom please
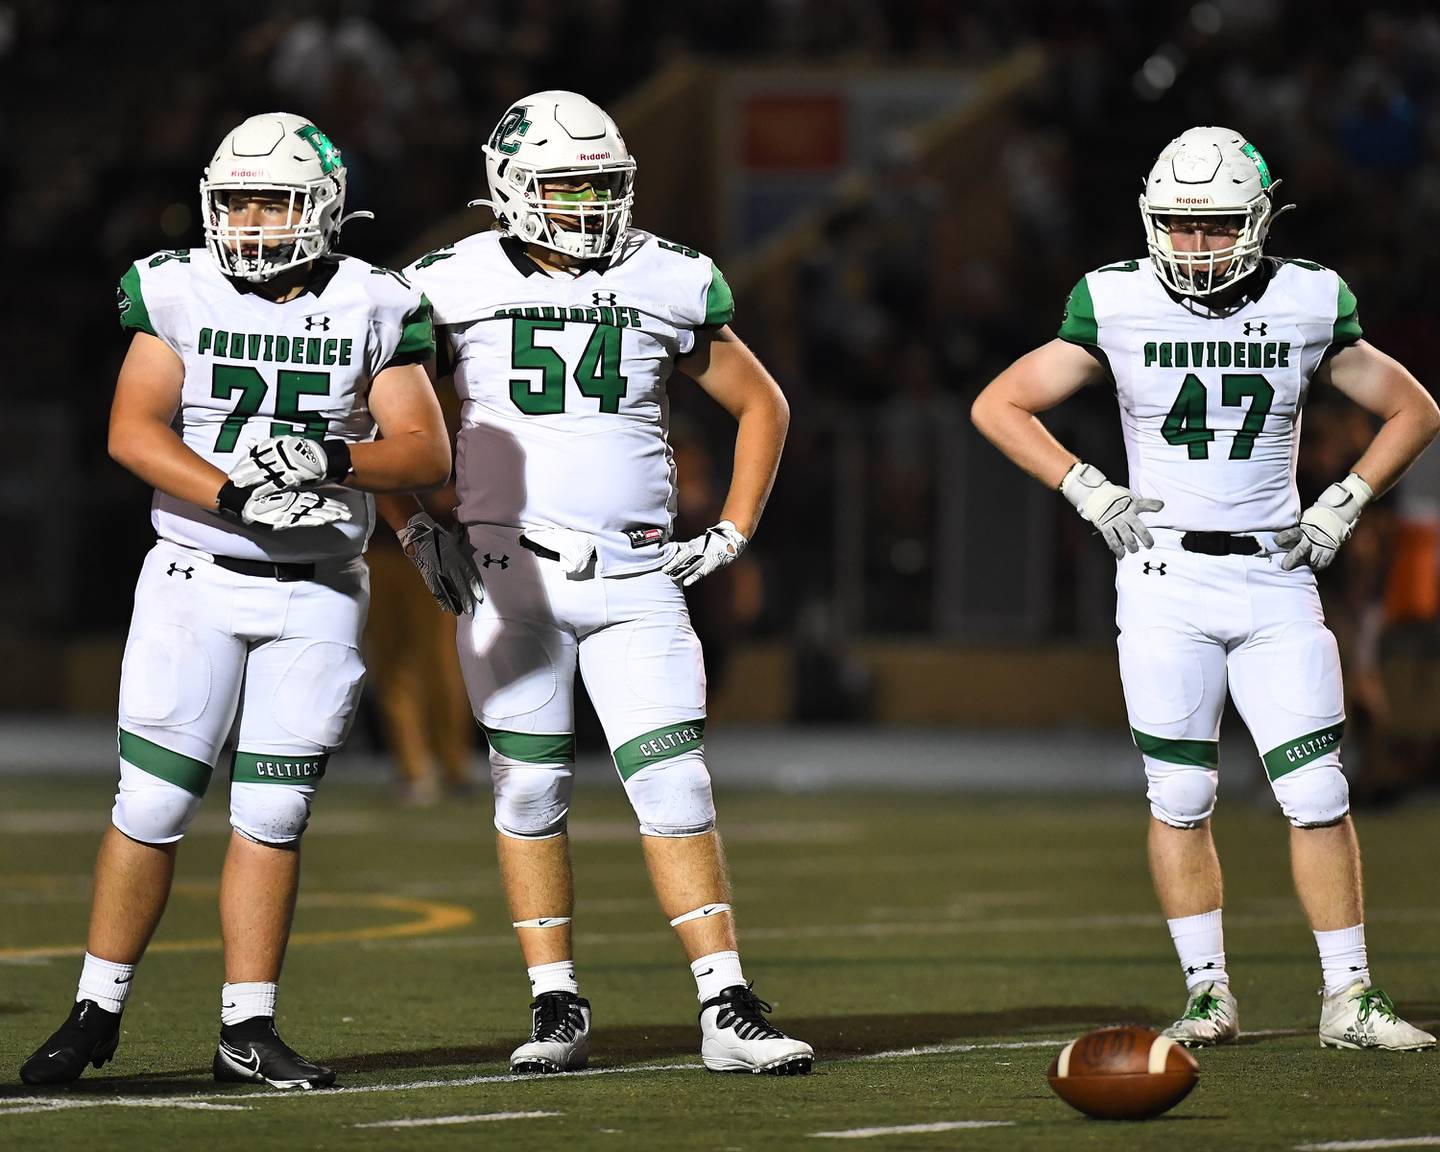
left=1060, top=462, right=1165, bottom=558
left=519, top=526, right=597, bottom=576
left=228, top=435, right=351, bottom=497
left=1276, top=473, right=1372, bottom=572
left=661, top=520, right=747, bottom=587
left=221, top=488, right=353, bottom=530
left=395, top=512, right=484, bottom=614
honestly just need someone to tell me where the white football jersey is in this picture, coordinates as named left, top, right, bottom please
left=1058, top=257, right=1362, bottom=531
left=117, top=250, right=433, bottom=562
left=407, top=229, right=734, bottom=575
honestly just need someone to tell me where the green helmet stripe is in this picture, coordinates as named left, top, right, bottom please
left=1240, top=142, right=1273, bottom=189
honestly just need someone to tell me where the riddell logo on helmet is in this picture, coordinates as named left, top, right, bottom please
left=577, top=152, right=612, bottom=161
left=1174, top=196, right=1212, bottom=205
left=228, top=168, right=269, bottom=178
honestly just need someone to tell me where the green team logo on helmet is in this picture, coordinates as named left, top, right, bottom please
left=295, top=124, right=343, bottom=174
left=1241, top=141, right=1273, bottom=188
left=491, top=106, right=532, bottom=156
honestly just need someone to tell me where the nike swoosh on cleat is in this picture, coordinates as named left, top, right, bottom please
left=220, top=1043, right=262, bottom=1075
left=47, top=1050, right=62, bottom=1059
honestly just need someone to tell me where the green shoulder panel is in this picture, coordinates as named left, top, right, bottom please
left=116, top=263, right=157, bottom=337
left=703, top=264, right=735, bottom=328
left=1057, top=275, right=1098, bottom=346
left=396, top=294, right=436, bottom=358
left=1334, top=277, right=1362, bottom=345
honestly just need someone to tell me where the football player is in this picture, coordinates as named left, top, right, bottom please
left=391, top=90, right=812, bottom=1074
left=19, top=113, right=452, bottom=1088
left=972, top=127, right=1438, bottom=1050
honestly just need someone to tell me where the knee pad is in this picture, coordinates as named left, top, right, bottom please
left=623, top=748, right=716, bottom=837
left=492, top=757, right=573, bottom=839
left=230, top=782, right=314, bottom=846
left=111, top=758, right=207, bottom=845
left=1145, top=760, right=1219, bottom=829
left=1271, top=755, right=1349, bottom=827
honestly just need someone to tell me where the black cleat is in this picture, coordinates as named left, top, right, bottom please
left=20, top=999, right=123, bottom=1085
left=510, top=991, right=591, bottom=1073
left=213, top=1016, right=336, bottom=1090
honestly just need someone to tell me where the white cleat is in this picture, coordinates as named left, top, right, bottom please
left=1162, top=980, right=1240, bottom=1047
left=510, top=991, right=590, bottom=1073
left=1318, top=982, right=1436, bottom=1051
left=700, top=985, right=813, bottom=1075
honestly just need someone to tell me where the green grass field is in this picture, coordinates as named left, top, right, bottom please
left=2, top=775, right=1438, bottom=1150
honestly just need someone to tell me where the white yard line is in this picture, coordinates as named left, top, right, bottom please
left=354, top=1110, right=561, bottom=1129
left=855, top=1040, right=1063, bottom=1061
left=0, top=1041, right=1072, bottom=1117
left=1296, top=1140, right=1440, bottom=1151
left=811, top=1121, right=1015, bottom=1139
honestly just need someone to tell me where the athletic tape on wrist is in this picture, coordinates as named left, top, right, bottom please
left=669, top=902, right=732, bottom=927
left=512, top=917, right=572, bottom=929
left=322, top=439, right=352, bottom=481
left=216, top=480, right=249, bottom=517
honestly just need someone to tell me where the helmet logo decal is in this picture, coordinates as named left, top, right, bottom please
left=294, top=124, right=343, bottom=174
left=1240, top=142, right=1273, bottom=188
left=491, top=107, right=532, bottom=156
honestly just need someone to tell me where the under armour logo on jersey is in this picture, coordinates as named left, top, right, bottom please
left=482, top=553, right=509, bottom=569
left=305, top=315, right=331, bottom=331
left=1243, top=321, right=1268, bottom=336
left=592, top=291, right=618, bottom=307
left=166, top=563, right=194, bottom=579
left=1143, top=561, right=1168, bottom=576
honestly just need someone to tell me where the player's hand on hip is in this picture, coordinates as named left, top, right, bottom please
left=396, top=512, right=484, bottom=614
left=661, top=520, right=747, bottom=587
left=220, top=488, right=352, bottom=530
left=228, top=435, right=352, bottom=497
left=1060, top=462, right=1164, bottom=559
left=1276, top=473, right=1372, bottom=572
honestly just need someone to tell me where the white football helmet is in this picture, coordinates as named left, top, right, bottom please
left=200, top=112, right=369, bottom=281
left=1139, top=126, right=1289, bottom=297
left=475, top=91, right=636, bottom=260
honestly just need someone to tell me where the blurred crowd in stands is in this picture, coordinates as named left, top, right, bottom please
left=2, top=0, right=1437, bottom=781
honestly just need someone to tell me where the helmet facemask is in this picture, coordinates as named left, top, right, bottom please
left=488, top=158, right=636, bottom=260
left=1140, top=198, right=1273, bottom=297
left=201, top=180, right=341, bottom=282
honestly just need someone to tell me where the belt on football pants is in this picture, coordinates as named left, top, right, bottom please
left=1180, top=531, right=1262, bottom=556
left=211, top=555, right=316, bottom=582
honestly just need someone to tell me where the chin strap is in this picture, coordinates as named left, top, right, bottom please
left=466, top=198, right=497, bottom=210
left=338, top=210, right=376, bottom=227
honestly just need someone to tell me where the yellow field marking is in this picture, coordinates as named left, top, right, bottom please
left=0, top=892, right=473, bottom=961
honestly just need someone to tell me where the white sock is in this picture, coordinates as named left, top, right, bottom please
left=221, top=981, right=277, bottom=1027
left=1167, top=909, right=1229, bottom=991
left=77, top=952, right=135, bottom=1015
left=691, top=950, right=744, bottom=1003
left=1315, top=924, right=1369, bottom=996
left=528, top=960, right=579, bottom=997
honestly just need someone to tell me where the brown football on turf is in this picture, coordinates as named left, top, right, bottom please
left=1047, top=1025, right=1199, bottom=1120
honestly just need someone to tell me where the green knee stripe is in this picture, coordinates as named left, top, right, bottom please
left=232, top=751, right=329, bottom=785
left=485, top=727, right=576, bottom=764
left=1131, top=728, right=1220, bottom=769
left=117, top=728, right=213, bottom=796
left=1262, top=722, right=1345, bottom=780
left=613, top=720, right=706, bottom=781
